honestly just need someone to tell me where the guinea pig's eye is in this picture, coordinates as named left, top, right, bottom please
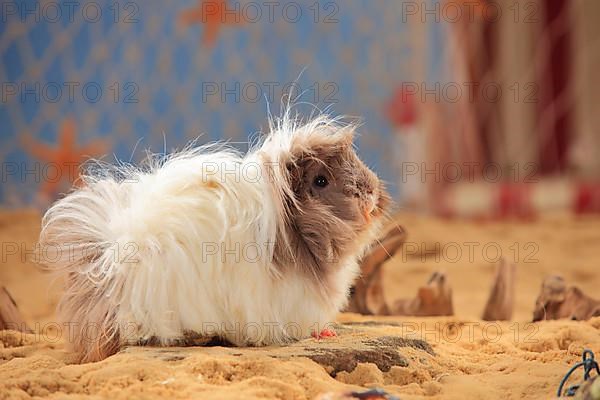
left=313, top=175, right=329, bottom=188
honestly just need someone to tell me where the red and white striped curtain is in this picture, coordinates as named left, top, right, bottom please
left=417, top=0, right=600, bottom=218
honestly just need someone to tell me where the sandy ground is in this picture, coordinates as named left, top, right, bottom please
left=1, top=210, right=599, bottom=399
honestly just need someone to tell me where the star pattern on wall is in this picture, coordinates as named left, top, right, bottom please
left=1, top=1, right=416, bottom=206
left=21, top=118, right=110, bottom=200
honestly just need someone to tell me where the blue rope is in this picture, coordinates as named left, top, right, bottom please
left=557, top=349, right=600, bottom=397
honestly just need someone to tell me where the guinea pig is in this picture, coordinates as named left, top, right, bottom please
left=37, top=112, right=390, bottom=362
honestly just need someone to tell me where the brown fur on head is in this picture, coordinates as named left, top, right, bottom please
left=272, top=122, right=390, bottom=287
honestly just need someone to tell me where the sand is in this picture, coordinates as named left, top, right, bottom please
left=1, top=210, right=599, bottom=399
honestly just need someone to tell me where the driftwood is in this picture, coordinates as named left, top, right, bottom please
left=348, top=225, right=519, bottom=320
left=532, top=275, right=600, bottom=321
left=482, top=259, right=516, bottom=321
left=390, top=271, right=454, bottom=317
left=350, top=222, right=600, bottom=323
left=346, top=223, right=454, bottom=317
left=0, top=286, right=31, bottom=332
left=346, top=225, right=407, bottom=315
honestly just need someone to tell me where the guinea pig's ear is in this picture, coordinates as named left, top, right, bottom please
left=285, top=157, right=304, bottom=195
left=282, top=144, right=308, bottom=198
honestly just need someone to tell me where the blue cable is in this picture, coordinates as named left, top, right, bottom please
left=557, top=349, right=600, bottom=397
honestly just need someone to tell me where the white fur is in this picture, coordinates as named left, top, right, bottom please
left=39, top=115, right=379, bottom=356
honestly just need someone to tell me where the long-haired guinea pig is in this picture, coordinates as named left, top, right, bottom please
left=37, top=112, right=390, bottom=362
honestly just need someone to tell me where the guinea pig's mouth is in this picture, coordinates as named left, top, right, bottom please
left=361, top=206, right=373, bottom=223
left=361, top=195, right=380, bottom=223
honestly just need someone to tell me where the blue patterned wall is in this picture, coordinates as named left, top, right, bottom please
left=0, top=0, right=442, bottom=206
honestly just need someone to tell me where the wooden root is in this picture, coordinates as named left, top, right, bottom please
left=532, top=275, right=600, bottom=321
left=0, top=286, right=31, bottom=332
left=482, top=258, right=516, bottom=321
left=346, top=225, right=407, bottom=315
left=390, top=271, right=454, bottom=317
